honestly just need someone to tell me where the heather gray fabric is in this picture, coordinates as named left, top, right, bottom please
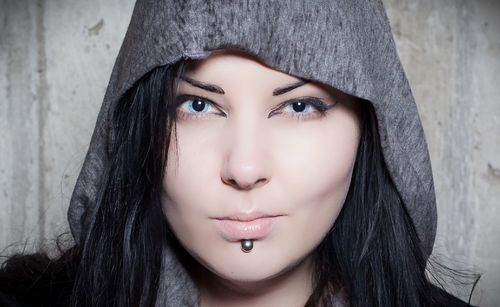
left=68, top=0, right=437, bottom=305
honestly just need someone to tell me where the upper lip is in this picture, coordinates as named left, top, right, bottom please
left=214, top=212, right=282, bottom=222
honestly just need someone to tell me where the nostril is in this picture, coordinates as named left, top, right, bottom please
left=255, top=178, right=268, bottom=186
left=221, top=176, right=268, bottom=190
left=221, top=177, right=236, bottom=186
left=221, top=177, right=240, bottom=189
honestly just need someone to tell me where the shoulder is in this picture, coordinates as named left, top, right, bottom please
left=0, top=290, right=25, bottom=306
left=0, top=247, right=80, bottom=306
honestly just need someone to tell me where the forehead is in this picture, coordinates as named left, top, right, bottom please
left=183, top=49, right=303, bottom=85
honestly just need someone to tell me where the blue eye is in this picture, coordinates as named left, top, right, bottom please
left=270, top=97, right=334, bottom=120
left=284, top=101, right=313, bottom=113
left=179, top=97, right=216, bottom=114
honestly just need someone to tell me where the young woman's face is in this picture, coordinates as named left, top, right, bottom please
left=161, top=50, right=360, bottom=284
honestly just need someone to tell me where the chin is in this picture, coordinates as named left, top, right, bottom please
left=189, top=239, right=311, bottom=285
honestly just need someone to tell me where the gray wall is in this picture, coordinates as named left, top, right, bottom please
left=1, top=0, right=499, bottom=305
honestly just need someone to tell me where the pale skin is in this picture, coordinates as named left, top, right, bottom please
left=161, top=49, right=361, bottom=307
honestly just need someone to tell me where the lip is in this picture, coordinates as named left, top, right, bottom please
left=213, top=213, right=281, bottom=242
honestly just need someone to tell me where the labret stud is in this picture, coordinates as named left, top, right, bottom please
left=240, top=239, right=254, bottom=253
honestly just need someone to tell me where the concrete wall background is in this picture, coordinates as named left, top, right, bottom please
left=1, top=0, right=499, bottom=305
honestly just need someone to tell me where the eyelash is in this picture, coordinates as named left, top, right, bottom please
left=173, top=95, right=335, bottom=121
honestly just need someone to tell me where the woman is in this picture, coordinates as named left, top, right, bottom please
left=0, top=0, right=477, bottom=306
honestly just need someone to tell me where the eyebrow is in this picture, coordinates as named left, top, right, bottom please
left=180, top=76, right=308, bottom=96
left=181, top=76, right=225, bottom=94
left=272, top=81, right=308, bottom=96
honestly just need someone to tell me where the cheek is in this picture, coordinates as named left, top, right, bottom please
left=162, top=121, right=221, bottom=204
left=160, top=128, right=217, bottom=236
left=278, top=135, right=356, bottom=200
left=276, top=111, right=359, bottom=205
left=273, top=113, right=359, bottom=244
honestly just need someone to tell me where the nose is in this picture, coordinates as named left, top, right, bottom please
left=220, top=117, right=271, bottom=191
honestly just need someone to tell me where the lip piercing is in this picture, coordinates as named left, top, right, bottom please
left=241, top=239, right=253, bottom=253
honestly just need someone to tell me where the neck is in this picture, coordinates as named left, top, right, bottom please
left=197, top=257, right=314, bottom=307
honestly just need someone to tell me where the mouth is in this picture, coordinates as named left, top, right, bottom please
left=213, top=213, right=283, bottom=242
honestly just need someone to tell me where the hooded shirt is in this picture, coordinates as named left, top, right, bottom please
left=68, top=1, right=437, bottom=306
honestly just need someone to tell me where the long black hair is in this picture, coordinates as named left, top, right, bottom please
left=0, top=61, right=478, bottom=306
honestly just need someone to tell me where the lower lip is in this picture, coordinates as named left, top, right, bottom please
left=215, top=217, right=276, bottom=241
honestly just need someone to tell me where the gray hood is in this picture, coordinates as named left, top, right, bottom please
left=68, top=0, right=437, bottom=305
